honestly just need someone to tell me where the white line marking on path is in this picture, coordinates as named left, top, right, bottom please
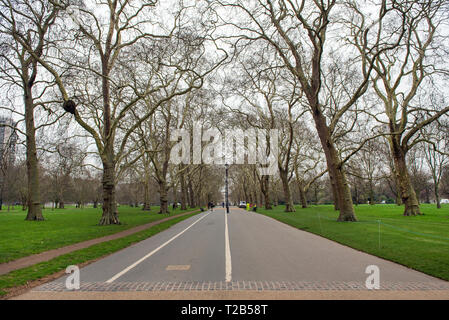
left=225, top=210, right=232, bottom=282
left=106, top=211, right=212, bottom=283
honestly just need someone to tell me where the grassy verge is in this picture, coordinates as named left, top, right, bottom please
left=256, top=204, right=449, bottom=281
left=0, top=205, right=198, bottom=264
left=0, top=210, right=201, bottom=297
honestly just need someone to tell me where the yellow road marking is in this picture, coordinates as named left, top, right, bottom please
left=166, top=265, right=191, bottom=271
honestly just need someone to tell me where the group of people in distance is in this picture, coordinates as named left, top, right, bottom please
left=206, top=202, right=257, bottom=212
left=207, top=201, right=227, bottom=211
left=246, top=203, right=257, bottom=211
left=207, top=201, right=216, bottom=211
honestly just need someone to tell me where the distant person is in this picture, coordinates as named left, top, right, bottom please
left=246, top=203, right=250, bottom=211
left=222, top=202, right=225, bottom=208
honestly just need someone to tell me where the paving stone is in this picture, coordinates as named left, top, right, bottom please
left=33, top=280, right=449, bottom=292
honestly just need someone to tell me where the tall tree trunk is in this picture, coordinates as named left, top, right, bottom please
left=368, top=180, right=375, bottom=205
left=99, top=161, right=120, bottom=225
left=159, top=181, right=168, bottom=214
left=24, top=84, right=43, bottom=221
left=173, top=184, right=179, bottom=209
left=394, top=178, right=402, bottom=206
left=279, top=169, right=295, bottom=212
left=298, top=182, right=308, bottom=209
left=142, top=170, right=151, bottom=211
left=0, top=185, right=3, bottom=211
left=329, top=175, right=340, bottom=210
left=252, top=190, right=257, bottom=206
left=396, top=193, right=402, bottom=206
left=260, top=175, right=272, bottom=209
left=243, top=183, right=249, bottom=203
left=312, top=111, right=356, bottom=221
left=390, top=139, right=421, bottom=216
left=180, top=167, right=188, bottom=210
left=294, top=167, right=308, bottom=208
left=390, top=170, right=403, bottom=206
left=97, top=48, right=121, bottom=225
left=188, top=178, right=195, bottom=208
left=435, top=184, right=441, bottom=209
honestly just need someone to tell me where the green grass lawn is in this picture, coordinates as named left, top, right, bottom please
left=0, top=205, right=198, bottom=264
left=256, top=203, right=449, bottom=281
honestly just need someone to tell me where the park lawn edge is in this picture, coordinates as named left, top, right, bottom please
left=256, top=208, right=449, bottom=282
left=0, top=210, right=201, bottom=299
left=0, top=206, right=200, bottom=265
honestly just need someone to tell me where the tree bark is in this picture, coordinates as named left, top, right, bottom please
left=390, top=138, right=421, bottom=216
left=180, top=167, right=188, bottom=210
left=396, top=193, right=402, bottom=206
left=368, top=180, right=375, bottom=205
left=99, top=161, right=120, bottom=225
left=312, top=110, right=356, bottom=221
left=24, top=81, right=43, bottom=221
left=298, top=183, right=308, bottom=209
left=97, top=43, right=122, bottom=225
left=435, top=184, right=441, bottom=209
left=353, top=184, right=359, bottom=206
left=243, top=181, right=249, bottom=203
left=142, top=169, right=151, bottom=211
left=260, top=175, right=272, bottom=209
left=294, top=167, right=308, bottom=208
left=159, top=181, right=168, bottom=214
left=188, top=178, right=195, bottom=208
left=329, top=174, right=340, bottom=211
left=173, top=185, right=179, bottom=209
left=279, top=168, right=295, bottom=212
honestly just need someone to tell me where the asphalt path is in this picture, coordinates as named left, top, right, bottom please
left=35, top=207, right=446, bottom=287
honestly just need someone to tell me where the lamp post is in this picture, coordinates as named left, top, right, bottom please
left=225, top=163, right=229, bottom=214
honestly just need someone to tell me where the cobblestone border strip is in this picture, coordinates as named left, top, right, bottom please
left=33, top=281, right=449, bottom=292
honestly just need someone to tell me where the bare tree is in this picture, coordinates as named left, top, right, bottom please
left=0, top=0, right=67, bottom=220
left=421, top=121, right=448, bottom=208
left=213, top=0, right=405, bottom=221
left=367, top=1, right=449, bottom=215
left=28, top=1, right=226, bottom=224
left=292, top=125, right=326, bottom=208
